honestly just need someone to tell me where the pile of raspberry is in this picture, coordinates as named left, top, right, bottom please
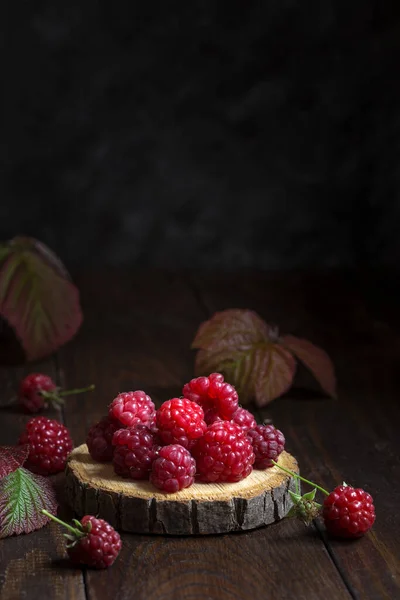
left=86, top=373, right=286, bottom=494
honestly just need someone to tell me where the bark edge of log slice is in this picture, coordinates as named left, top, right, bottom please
left=65, top=444, right=299, bottom=535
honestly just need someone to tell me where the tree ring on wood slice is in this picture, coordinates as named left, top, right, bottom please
left=65, top=444, right=299, bottom=535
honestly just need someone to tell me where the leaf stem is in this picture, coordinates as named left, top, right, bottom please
left=42, top=509, right=85, bottom=537
left=271, top=460, right=329, bottom=496
left=58, top=384, right=95, bottom=398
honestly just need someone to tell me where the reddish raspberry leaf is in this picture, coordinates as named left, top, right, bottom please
left=0, top=445, right=29, bottom=479
left=192, top=309, right=270, bottom=352
left=193, top=309, right=296, bottom=406
left=0, top=467, right=57, bottom=538
left=254, top=345, right=296, bottom=406
left=281, top=335, right=336, bottom=398
left=0, top=237, right=83, bottom=361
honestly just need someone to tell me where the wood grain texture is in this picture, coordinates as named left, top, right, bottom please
left=0, top=360, right=86, bottom=600
left=66, top=445, right=298, bottom=535
left=57, top=269, right=351, bottom=600
left=192, top=269, right=400, bottom=600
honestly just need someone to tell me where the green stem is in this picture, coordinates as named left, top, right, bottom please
left=58, top=384, right=95, bottom=398
left=42, top=510, right=84, bottom=537
left=271, top=460, right=329, bottom=496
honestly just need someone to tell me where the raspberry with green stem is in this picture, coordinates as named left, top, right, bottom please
left=42, top=509, right=122, bottom=568
left=18, top=373, right=95, bottom=413
left=272, top=460, right=376, bottom=538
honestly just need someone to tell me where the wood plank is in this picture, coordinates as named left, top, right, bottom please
left=58, top=269, right=350, bottom=600
left=0, top=360, right=86, bottom=600
left=192, top=269, right=400, bottom=599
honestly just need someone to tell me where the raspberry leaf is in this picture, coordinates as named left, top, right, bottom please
left=0, top=467, right=57, bottom=538
left=192, top=309, right=335, bottom=406
left=192, top=309, right=270, bottom=351
left=0, top=445, right=29, bottom=479
left=254, top=345, right=296, bottom=406
left=193, top=310, right=296, bottom=406
left=0, top=236, right=83, bottom=362
left=281, top=335, right=336, bottom=398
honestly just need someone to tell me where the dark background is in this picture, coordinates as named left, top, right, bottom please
left=2, top=2, right=400, bottom=269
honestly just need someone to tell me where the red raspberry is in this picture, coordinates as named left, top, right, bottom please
left=44, top=511, right=121, bottom=569
left=203, top=406, right=256, bottom=432
left=271, top=461, right=376, bottom=538
left=150, top=444, right=196, bottom=493
left=18, top=373, right=57, bottom=413
left=232, top=407, right=257, bottom=431
left=18, top=374, right=94, bottom=413
left=183, top=373, right=239, bottom=420
left=18, top=416, right=73, bottom=475
left=112, top=425, right=160, bottom=479
left=202, top=407, right=221, bottom=425
left=108, top=391, right=155, bottom=428
left=323, top=485, right=376, bottom=538
left=192, top=421, right=255, bottom=483
left=86, top=416, right=120, bottom=462
left=156, top=398, right=207, bottom=449
left=247, top=424, right=285, bottom=469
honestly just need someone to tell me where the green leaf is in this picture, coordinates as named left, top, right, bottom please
left=0, top=467, right=58, bottom=538
left=286, top=487, right=322, bottom=525
left=0, top=237, right=83, bottom=361
left=192, top=309, right=296, bottom=406
left=288, top=490, right=302, bottom=503
left=302, top=488, right=317, bottom=501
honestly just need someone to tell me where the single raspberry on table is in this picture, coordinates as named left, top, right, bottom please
left=108, top=391, right=155, bottom=428
left=112, top=425, right=161, bottom=479
left=272, top=460, right=376, bottom=539
left=18, top=416, right=73, bottom=475
left=86, top=416, right=120, bottom=462
left=150, top=444, right=196, bottom=493
left=156, top=397, right=207, bottom=449
left=19, top=374, right=56, bottom=413
left=192, top=421, right=255, bottom=483
left=42, top=510, right=121, bottom=569
left=183, top=372, right=239, bottom=420
left=247, top=424, right=285, bottom=469
left=18, top=373, right=94, bottom=413
left=323, top=485, right=376, bottom=538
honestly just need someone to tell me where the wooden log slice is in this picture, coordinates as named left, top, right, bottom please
left=65, top=444, right=299, bottom=535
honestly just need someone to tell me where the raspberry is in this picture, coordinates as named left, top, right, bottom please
left=18, top=416, right=73, bottom=475
left=192, top=421, right=255, bottom=483
left=108, top=391, right=155, bottom=428
left=150, top=444, right=196, bottom=493
left=202, top=407, right=221, bottom=426
left=112, top=425, right=160, bottom=479
left=17, top=374, right=94, bottom=414
left=43, top=511, right=121, bottom=569
left=232, top=407, right=257, bottom=431
left=183, top=373, right=239, bottom=420
left=203, top=406, right=256, bottom=432
left=18, top=373, right=57, bottom=413
left=272, top=460, right=376, bottom=539
left=156, top=398, right=207, bottom=448
left=247, top=424, right=285, bottom=469
left=86, top=416, right=120, bottom=462
left=323, top=485, right=376, bottom=538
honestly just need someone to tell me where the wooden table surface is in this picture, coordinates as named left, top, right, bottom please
left=0, top=269, right=399, bottom=600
